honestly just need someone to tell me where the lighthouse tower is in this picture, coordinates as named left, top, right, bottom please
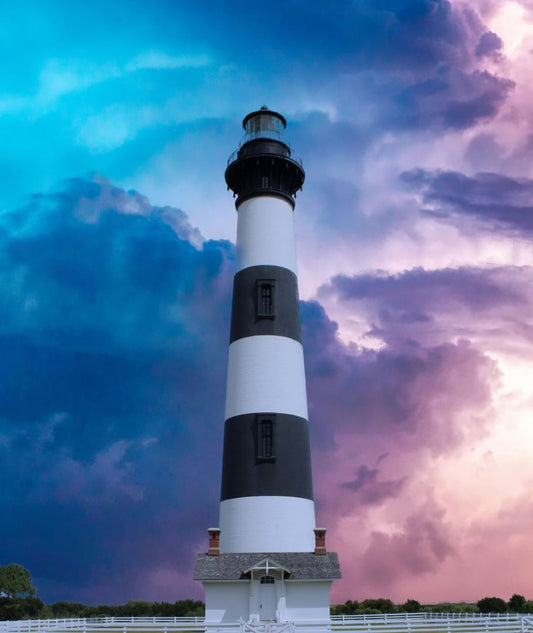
left=195, top=108, right=340, bottom=628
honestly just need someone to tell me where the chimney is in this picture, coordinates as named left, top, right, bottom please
left=208, top=528, right=221, bottom=556
left=314, top=528, right=327, bottom=554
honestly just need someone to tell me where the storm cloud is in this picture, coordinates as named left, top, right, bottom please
left=401, top=169, right=533, bottom=236
left=0, top=177, right=235, bottom=602
left=0, top=178, right=505, bottom=603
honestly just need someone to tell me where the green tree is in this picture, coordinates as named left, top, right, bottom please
left=521, top=600, right=533, bottom=613
left=401, top=599, right=421, bottom=612
left=477, top=597, right=508, bottom=613
left=361, top=598, right=396, bottom=613
left=122, top=601, right=154, bottom=616
left=508, top=594, right=526, bottom=612
left=49, top=602, right=87, bottom=618
left=331, top=600, right=360, bottom=615
left=0, top=597, right=44, bottom=620
left=0, top=564, right=36, bottom=599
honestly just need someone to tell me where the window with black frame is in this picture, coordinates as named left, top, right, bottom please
left=256, top=279, right=275, bottom=319
left=256, top=415, right=275, bottom=461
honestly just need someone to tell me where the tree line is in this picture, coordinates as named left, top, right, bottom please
left=331, top=595, right=533, bottom=615
left=0, top=598, right=205, bottom=621
left=1, top=563, right=532, bottom=620
left=0, top=564, right=204, bottom=621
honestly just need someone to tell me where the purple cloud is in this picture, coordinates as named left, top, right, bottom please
left=475, top=31, right=503, bottom=58
left=342, top=464, right=407, bottom=506
left=359, top=503, right=455, bottom=583
left=318, top=266, right=532, bottom=358
left=300, top=300, right=498, bottom=515
left=401, top=169, right=533, bottom=235
left=394, top=68, right=513, bottom=130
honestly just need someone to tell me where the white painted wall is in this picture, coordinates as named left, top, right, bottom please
left=204, top=582, right=250, bottom=623
left=284, top=581, right=332, bottom=622
left=236, top=196, right=297, bottom=273
left=219, top=496, right=316, bottom=552
left=203, top=578, right=333, bottom=624
left=225, top=336, right=308, bottom=420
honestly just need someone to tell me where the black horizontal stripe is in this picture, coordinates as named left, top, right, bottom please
left=230, top=265, right=301, bottom=343
left=221, top=413, right=314, bottom=501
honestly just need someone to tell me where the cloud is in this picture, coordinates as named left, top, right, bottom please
left=193, top=0, right=486, bottom=74
left=0, top=176, right=501, bottom=604
left=319, top=266, right=533, bottom=357
left=212, top=0, right=514, bottom=135
left=359, top=502, right=455, bottom=583
left=300, top=300, right=498, bottom=527
left=2, top=174, right=530, bottom=604
left=341, top=463, right=407, bottom=506
left=401, top=168, right=533, bottom=236
left=125, top=51, right=211, bottom=72
left=301, top=266, right=528, bottom=599
left=1, top=50, right=212, bottom=117
left=1, top=0, right=533, bottom=606
left=475, top=30, right=503, bottom=58
left=0, top=176, right=235, bottom=602
left=393, top=68, right=513, bottom=130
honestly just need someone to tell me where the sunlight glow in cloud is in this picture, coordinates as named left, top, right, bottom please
left=488, top=1, right=532, bottom=59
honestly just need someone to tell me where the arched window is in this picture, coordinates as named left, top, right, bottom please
left=260, top=575, right=275, bottom=584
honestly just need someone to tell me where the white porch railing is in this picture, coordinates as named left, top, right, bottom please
left=239, top=619, right=295, bottom=633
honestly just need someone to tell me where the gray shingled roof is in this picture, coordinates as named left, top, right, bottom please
left=194, top=552, right=341, bottom=581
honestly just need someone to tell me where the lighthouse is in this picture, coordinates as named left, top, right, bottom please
left=195, top=107, right=341, bottom=628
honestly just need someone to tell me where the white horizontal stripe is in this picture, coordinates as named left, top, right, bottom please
left=219, top=496, right=316, bottom=553
left=225, top=336, right=308, bottom=420
left=237, top=196, right=297, bottom=273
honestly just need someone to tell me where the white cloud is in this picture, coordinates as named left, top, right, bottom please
left=0, top=50, right=211, bottom=118
left=125, top=50, right=211, bottom=72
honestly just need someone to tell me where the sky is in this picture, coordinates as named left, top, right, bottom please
left=1, top=0, right=532, bottom=607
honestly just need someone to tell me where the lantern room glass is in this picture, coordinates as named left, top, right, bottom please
left=243, top=112, right=285, bottom=143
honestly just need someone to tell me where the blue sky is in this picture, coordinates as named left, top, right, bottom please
left=1, top=0, right=533, bottom=605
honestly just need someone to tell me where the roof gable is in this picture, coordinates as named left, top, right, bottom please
left=243, top=556, right=291, bottom=576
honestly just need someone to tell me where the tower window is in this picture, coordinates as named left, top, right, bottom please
left=256, top=415, right=276, bottom=462
left=256, top=280, right=275, bottom=319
